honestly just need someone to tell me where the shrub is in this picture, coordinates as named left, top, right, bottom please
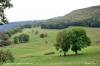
left=0, top=33, right=12, bottom=46
left=13, top=34, right=30, bottom=44
left=40, top=33, right=48, bottom=38
left=13, top=36, right=19, bottom=44
left=0, top=50, right=14, bottom=64
left=40, top=33, right=45, bottom=38
left=6, top=50, right=15, bottom=62
left=18, top=34, right=29, bottom=43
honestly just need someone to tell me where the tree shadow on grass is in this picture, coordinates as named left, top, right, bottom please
left=56, top=53, right=85, bottom=57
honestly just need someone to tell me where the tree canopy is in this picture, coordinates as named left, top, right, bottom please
left=0, top=0, right=13, bottom=24
left=55, top=27, right=91, bottom=56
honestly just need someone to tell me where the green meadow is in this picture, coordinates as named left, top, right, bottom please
left=0, top=27, right=100, bottom=66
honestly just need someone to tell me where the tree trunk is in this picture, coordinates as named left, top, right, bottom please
left=75, top=50, right=78, bottom=55
left=63, top=52, right=66, bottom=56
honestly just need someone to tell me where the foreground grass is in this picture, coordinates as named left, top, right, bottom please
left=1, top=27, right=100, bottom=66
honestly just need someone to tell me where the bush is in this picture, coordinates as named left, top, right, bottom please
left=18, top=34, right=29, bottom=43
left=7, top=28, right=22, bottom=35
left=40, top=33, right=48, bottom=38
left=13, top=36, right=19, bottom=44
left=13, top=34, right=30, bottom=44
left=40, top=33, right=45, bottom=38
left=0, top=50, right=14, bottom=64
left=6, top=50, right=15, bottom=62
left=0, top=33, right=12, bottom=46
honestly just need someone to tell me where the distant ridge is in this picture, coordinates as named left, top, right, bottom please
left=0, top=21, right=35, bottom=32
left=40, top=5, right=100, bottom=29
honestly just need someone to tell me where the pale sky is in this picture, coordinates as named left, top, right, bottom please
left=5, top=0, right=100, bottom=22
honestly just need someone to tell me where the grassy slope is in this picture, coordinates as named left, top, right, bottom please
left=1, top=27, right=100, bottom=66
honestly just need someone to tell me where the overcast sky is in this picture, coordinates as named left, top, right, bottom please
left=5, top=0, right=100, bottom=22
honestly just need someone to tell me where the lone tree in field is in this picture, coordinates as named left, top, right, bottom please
left=55, top=27, right=91, bottom=56
left=0, top=0, right=13, bottom=24
left=70, top=27, right=91, bottom=55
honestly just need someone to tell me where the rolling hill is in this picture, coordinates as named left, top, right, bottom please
left=40, top=5, right=100, bottom=29
left=49, top=5, right=100, bottom=22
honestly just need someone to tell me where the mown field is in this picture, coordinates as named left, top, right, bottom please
left=0, top=27, right=100, bottom=66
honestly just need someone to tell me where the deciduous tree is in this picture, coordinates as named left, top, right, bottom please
left=0, top=0, right=13, bottom=24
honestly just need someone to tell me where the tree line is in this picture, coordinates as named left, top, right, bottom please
left=40, top=18, right=100, bottom=29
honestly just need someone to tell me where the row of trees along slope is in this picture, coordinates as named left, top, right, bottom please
left=41, top=5, right=100, bottom=29
left=54, top=27, right=91, bottom=56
